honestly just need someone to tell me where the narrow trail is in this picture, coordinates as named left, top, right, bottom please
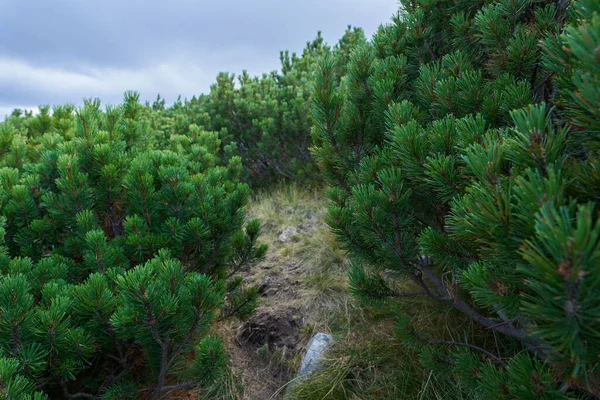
left=219, top=196, right=330, bottom=399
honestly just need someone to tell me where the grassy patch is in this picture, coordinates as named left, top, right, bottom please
left=264, top=186, right=475, bottom=399
left=218, top=184, right=481, bottom=399
left=287, top=296, right=476, bottom=400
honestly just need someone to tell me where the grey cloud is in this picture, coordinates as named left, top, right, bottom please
left=0, top=0, right=398, bottom=117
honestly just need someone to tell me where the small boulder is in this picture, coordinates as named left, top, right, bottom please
left=286, top=332, right=335, bottom=395
left=298, top=333, right=334, bottom=378
left=257, top=277, right=271, bottom=294
left=305, top=211, right=317, bottom=221
left=278, top=226, right=299, bottom=243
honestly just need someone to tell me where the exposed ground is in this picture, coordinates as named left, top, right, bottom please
left=186, top=185, right=476, bottom=400
left=215, top=185, right=349, bottom=400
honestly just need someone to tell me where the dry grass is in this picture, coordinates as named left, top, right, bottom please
left=287, top=295, right=474, bottom=400
left=265, top=186, right=475, bottom=400
left=208, top=184, right=474, bottom=399
left=207, top=184, right=344, bottom=399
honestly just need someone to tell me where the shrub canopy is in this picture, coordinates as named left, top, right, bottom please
left=0, top=93, right=266, bottom=399
left=311, top=0, right=600, bottom=397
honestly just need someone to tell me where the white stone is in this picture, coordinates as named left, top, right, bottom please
left=278, top=226, right=299, bottom=243
left=297, top=332, right=334, bottom=378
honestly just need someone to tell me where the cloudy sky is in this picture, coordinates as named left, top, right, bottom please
left=0, top=0, right=398, bottom=118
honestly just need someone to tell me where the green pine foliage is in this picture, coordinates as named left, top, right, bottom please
left=2, top=1, right=599, bottom=397
left=152, top=28, right=367, bottom=186
left=312, top=0, right=600, bottom=398
left=0, top=93, right=266, bottom=399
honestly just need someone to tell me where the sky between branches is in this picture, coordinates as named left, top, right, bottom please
left=0, top=0, right=398, bottom=118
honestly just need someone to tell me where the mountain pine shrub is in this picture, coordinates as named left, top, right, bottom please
left=0, top=93, right=266, bottom=399
left=311, top=0, right=600, bottom=397
left=155, top=28, right=367, bottom=187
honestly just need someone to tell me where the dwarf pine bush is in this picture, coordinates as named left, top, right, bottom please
left=312, top=0, right=599, bottom=397
left=0, top=93, right=266, bottom=399
left=154, top=28, right=367, bottom=187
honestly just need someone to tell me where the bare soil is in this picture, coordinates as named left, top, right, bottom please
left=219, top=208, right=323, bottom=399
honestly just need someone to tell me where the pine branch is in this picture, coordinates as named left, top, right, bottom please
left=391, top=290, right=428, bottom=298
left=161, top=381, right=197, bottom=395
left=201, top=238, right=223, bottom=275
left=416, top=260, right=528, bottom=340
left=164, top=309, right=207, bottom=373
left=153, top=341, right=171, bottom=400
left=139, top=381, right=197, bottom=398
left=60, top=382, right=96, bottom=399
left=217, top=295, right=255, bottom=322
left=412, top=333, right=506, bottom=367
left=99, top=367, right=133, bottom=397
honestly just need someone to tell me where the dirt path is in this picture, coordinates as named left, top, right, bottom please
left=219, top=195, right=327, bottom=399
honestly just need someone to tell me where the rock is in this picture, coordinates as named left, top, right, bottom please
left=261, top=222, right=275, bottom=233
left=278, top=226, right=299, bottom=243
left=257, top=277, right=271, bottom=294
left=287, top=263, right=302, bottom=272
left=239, top=311, right=300, bottom=349
left=305, top=211, right=317, bottom=221
left=264, top=287, right=279, bottom=297
left=297, top=333, right=334, bottom=378
left=302, top=211, right=319, bottom=231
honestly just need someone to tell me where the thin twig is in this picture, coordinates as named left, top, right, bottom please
left=60, top=382, right=96, bottom=399
left=392, top=290, right=428, bottom=298
left=411, top=334, right=506, bottom=367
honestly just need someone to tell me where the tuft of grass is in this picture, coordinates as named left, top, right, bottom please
left=193, top=366, right=244, bottom=400
left=257, top=344, right=292, bottom=371
left=248, top=184, right=322, bottom=234
left=286, top=297, right=475, bottom=400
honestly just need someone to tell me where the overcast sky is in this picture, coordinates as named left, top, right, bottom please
left=0, top=0, right=398, bottom=118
